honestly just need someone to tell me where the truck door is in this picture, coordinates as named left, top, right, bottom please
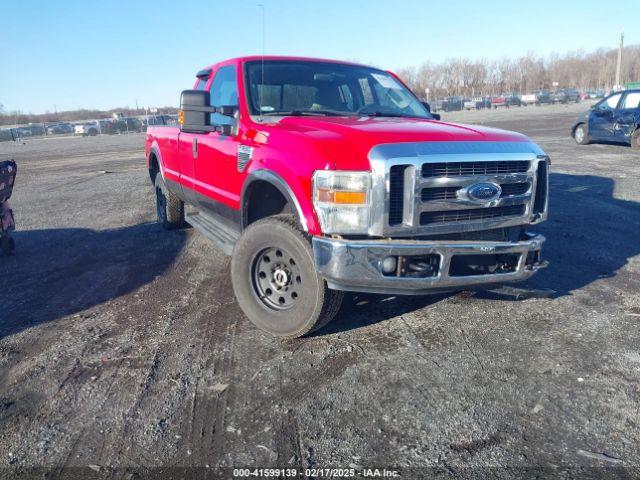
left=192, top=64, right=242, bottom=222
left=176, top=70, right=211, bottom=205
left=589, top=92, right=622, bottom=141
left=613, top=91, right=640, bottom=141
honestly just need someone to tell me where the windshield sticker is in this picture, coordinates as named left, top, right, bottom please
left=372, top=73, right=402, bottom=90
left=260, top=105, right=275, bottom=112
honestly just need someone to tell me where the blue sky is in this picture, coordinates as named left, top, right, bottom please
left=1, top=0, right=637, bottom=113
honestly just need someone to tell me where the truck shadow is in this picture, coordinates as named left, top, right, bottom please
left=0, top=223, right=186, bottom=340
left=319, top=172, right=640, bottom=335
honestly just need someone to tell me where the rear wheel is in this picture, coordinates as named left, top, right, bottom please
left=231, top=214, right=343, bottom=338
left=574, top=124, right=589, bottom=145
left=631, top=130, right=640, bottom=150
left=154, top=173, right=184, bottom=229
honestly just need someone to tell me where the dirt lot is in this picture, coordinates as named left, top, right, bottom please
left=1, top=103, right=639, bottom=479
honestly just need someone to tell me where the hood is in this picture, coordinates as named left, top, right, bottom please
left=261, top=116, right=532, bottom=169
left=574, top=109, right=591, bottom=124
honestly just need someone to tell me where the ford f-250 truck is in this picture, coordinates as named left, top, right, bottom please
left=146, top=56, right=549, bottom=338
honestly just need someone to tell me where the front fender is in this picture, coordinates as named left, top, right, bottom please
left=241, top=170, right=316, bottom=233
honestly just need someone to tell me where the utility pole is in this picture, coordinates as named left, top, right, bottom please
left=615, top=31, right=624, bottom=89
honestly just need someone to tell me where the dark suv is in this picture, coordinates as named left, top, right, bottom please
left=552, top=88, right=580, bottom=104
left=572, top=89, right=640, bottom=149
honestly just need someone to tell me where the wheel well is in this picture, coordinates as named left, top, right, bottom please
left=573, top=122, right=585, bottom=136
left=243, top=180, right=292, bottom=227
left=149, top=152, right=159, bottom=183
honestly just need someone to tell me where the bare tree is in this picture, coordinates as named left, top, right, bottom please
left=395, top=44, right=640, bottom=100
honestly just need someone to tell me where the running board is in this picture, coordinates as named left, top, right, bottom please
left=185, top=211, right=240, bottom=255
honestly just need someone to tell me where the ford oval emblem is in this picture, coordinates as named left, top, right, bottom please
left=467, top=182, right=501, bottom=203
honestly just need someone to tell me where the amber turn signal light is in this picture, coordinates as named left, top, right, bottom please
left=316, top=188, right=367, bottom=204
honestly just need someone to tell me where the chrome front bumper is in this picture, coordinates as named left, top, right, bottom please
left=313, top=233, right=547, bottom=295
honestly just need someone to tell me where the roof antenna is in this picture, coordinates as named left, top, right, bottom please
left=258, top=3, right=266, bottom=121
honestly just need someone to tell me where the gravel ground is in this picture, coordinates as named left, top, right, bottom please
left=0, top=103, right=639, bottom=479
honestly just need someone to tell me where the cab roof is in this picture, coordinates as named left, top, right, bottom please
left=199, top=56, right=374, bottom=74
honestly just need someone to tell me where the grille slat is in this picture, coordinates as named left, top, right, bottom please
left=420, top=205, right=525, bottom=225
left=422, top=161, right=530, bottom=177
left=500, top=182, right=530, bottom=196
left=421, top=182, right=530, bottom=201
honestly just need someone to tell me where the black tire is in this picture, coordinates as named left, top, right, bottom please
left=231, top=214, right=343, bottom=338
left=631, top=130, right=640, bottom=151
left=574, top=123, right=590, bottom=145
left=154, top=173, right=184, bottom=229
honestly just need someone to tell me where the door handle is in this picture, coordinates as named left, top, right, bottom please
left=192, top=138, right=198, bottom=159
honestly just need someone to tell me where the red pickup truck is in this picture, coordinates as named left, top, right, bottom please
left=146, top=56, right=549, bottom=338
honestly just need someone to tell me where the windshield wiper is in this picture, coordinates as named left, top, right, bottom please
left=359, top=111, right=424, bottom=119
left=260, top=109, right=352, bottom=117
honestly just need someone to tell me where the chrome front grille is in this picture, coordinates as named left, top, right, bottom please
left=368, top=141, right=549, bottom=237
left=421, top=160, right=530, bottom=177
left=420, top=204, right=526, bottom=224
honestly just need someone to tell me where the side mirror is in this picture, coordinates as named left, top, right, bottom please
left=431, top=113, right=441, bottom=121
left=180, top=91, right=237, bottom=134
left=421, top=101, right=431, bottom=112
left=180, top=90, right=217, bottom=133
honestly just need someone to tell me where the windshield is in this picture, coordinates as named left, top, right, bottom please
left=244, top=60, right=432, bottom=119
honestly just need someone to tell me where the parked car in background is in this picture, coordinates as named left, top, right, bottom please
left=550, top=90, right=567, bottom=104
left=552, top=88, right=580, bottom=104
left=491, top=94, right=521, bottom=108
left=565, top=89, right=580, bottom=103
left=469, top=96, right=488, bottom=109
left=463, top=98, right=476, bottom=110
left=521, top=93, right=537, bottom=106
left=16, top=128, right=33, bottom=137
left=572, top=89, right=640, bottom=149
left=111, top=117, right=143, bottom=134
left=0, top=129, right=15, bottom=142
left=534, top=90, right=552, bottom=105
left=75, top=122, right=99, bottom=136
left=478, top=96, right=492, bottom=109
left=142, top=115, right=179, bottom=131
left=98, top=119, right=117, bottom=134
left=506, top=93, right=522, bottom=107
left=46, top=123, right=74, bottom=135
left=441, top=96, right=463, bottom=112
left=491, top=95, right=507, bottom=108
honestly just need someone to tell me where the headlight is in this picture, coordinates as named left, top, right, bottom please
left=313, top=170, right=371, bottom=234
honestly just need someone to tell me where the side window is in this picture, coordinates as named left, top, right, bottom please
left=599, top=93, right=622, bottom=110
left=209, top=65, right=238, bottom=126
left=621, top=92, right=640, bottom=110
left=195, top=78, right=207, bottom=90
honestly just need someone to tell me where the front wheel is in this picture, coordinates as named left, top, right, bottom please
left=231, top=215, right=343, bottom=338
left=574, top=124, right=590, bottom=145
